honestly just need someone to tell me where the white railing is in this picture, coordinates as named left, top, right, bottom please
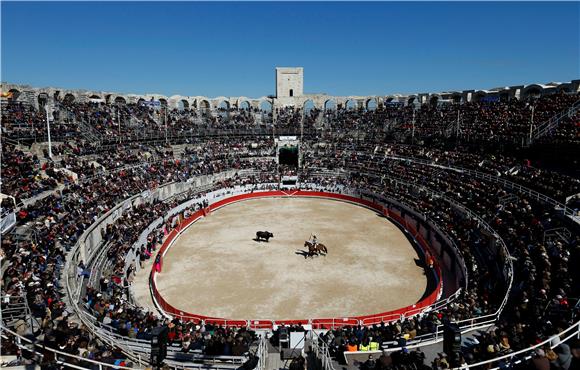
left=0, top=210, right=16, bottom=234
left=310, top=331, right=335, bottom=370
left=0, top=324, right=138, bottom=370
left=63, top=174, right=273, bottom=367
left=58, top=166, right=542, bottom=368
left=456, top=320, right=580, bottom=369
left=256, top=335, right=268, bottom=370
left=378, top=154, right=575, bottom=216
left=530, top=100, right=580, bottom=142
left=360, top=171, right=514, bottom=326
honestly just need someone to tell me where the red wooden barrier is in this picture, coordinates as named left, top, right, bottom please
left=150, top=190, right=444, bottom=329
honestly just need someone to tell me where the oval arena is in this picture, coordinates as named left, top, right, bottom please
left=141, top=191, right=438, bottom=324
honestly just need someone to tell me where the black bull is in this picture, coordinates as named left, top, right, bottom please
left=256, top=231, right=274, bottom=242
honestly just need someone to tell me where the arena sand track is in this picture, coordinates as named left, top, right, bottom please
left=135, top=197, right=427, bottom=321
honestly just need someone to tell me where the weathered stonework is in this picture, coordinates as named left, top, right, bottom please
left=2, top=67, right=578, bottom=111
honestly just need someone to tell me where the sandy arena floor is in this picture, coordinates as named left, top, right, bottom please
left=139, top=197, right=427, bottom=321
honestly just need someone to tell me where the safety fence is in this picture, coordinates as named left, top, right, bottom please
left=149, top=189, right=447, bottom=330
left=0, top=324, right=137, bottom=370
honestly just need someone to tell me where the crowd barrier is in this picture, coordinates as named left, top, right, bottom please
left=149, top=189, right=447, bottom=329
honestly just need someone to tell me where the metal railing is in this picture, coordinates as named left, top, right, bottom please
left=456, top=320, right=580, bottom=369
left=0, top=324, right=138, bottom=370
left=256, top=335, right=268, bottom=370
left=63, top=174, right=268, bottom=367
left=370, top=153, right=575, bottom=216
left=354, top=171, right=514, bottom=334
left=310, top=331, right=335, bottom=370
left=530, top=100, right=580, bottom=143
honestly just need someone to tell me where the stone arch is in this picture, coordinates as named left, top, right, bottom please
left=473, top=91, right=488, bottom=103
left=190, top=99, right=197, bottom=109
left=429, top=94, right=440, bottom=107
left=88, top=94, right=103, bottom=104
left=199, top=100, right=211, bottom=112
left=7, top=88, right=21, bottom=101
left=239, top=101, right=251, bottom=110
left=303, top=99, right=316, bottom=112
left=37, top=92, right=49, bottom=107
left=324, top=99, right=337, bottom=111
left=259, top=100, right=273, bottom=111
left=217, top=100, right=230, bottom=110
left=556, top=84, right=573, bottom=94
left=385, top=96, right=395, bottom=103
left=345, top=99, right=357, bottom=110
left=366, top=98, right=377, bottom=111
left=407, top=95, right=417, bottom=106
left=236, top=97, right=250, bottom=110
left=177, top=99, right=189, bottom=111
left=158, top=98, right=168, bottom=107
left=63, top=93, right=75, bottom=104
left=522, top=84, right=544, bottom=99
left=450, top=93, right=462, bottom=103
left=114, top=96, right=127, bottom=105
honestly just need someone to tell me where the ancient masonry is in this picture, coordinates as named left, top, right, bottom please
left=2, top=67, right=579, bottom=110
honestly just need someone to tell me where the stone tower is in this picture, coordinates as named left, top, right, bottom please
left=276, top=67, right=303, bottom=98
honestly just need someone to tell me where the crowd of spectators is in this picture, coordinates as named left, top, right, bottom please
left=301, top=147, right=579, bottom=369
left=0, top=136, right=277, bottom=366
left=2, top=91, right=577, bottom=151
left=1, top=90, right=579, bottom=369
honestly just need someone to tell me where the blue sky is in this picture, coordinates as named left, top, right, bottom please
left=2, top=2, right=579, bottom=98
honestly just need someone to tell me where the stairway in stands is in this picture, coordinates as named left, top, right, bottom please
left=529, top=100, right=580, bottom=144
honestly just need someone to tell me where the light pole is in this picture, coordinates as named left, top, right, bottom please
left=267, top=95, right=276, bottom=137
left=411, top=107, right=416, bottom=145
left=45, top=105, right=53, bottom=159
left=117, top=106, right=121, bottom=142
left=529, top=104, right=535, bottom=142
left=164, top=106, right=168, bottom=144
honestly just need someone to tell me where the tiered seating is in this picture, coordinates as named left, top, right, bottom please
left=1, top=87, right=579, bottom=370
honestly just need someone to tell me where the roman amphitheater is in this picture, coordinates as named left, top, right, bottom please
left=1, top=69, right=579, bottom=370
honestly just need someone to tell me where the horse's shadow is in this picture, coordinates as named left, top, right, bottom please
left=253, top=238, right=269, bottom=243
left=295, top=249, right=312, bottom=259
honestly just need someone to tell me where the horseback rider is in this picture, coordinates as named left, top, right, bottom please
left=310, top=234, right=318, bottom=246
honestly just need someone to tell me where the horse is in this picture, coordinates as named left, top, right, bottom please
left=304, top=240, right=327, bottom=257
left=256, top=231, right=274, bottom=242
left=307, top=243, right=318, bottom=258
